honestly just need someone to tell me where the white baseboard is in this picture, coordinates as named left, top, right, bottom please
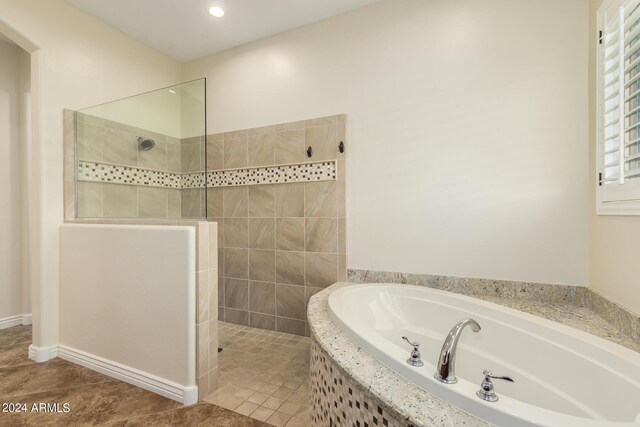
left=0, top=315, right=22, bottom=329
left=28, top=344, right=58, bottom=362
left=57, top=345, right=197, bottom=405
left=21, top=314, right=32, bottom=325
left=0, top=314, right=33, bottom=329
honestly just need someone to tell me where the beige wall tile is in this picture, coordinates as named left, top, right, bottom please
left=223, top=187, right=248, bottom=217
left=305, top=116, right=338, bottom=128
left=223, top=218, right=248, bottom=248
left=207, top=136, right=224, bottom=171
left=225, top=308, right=249, bottom=326
left=138, top=187, right=167, bottom=218
left=225, top=278, right=248, bottom=310
left=224, top=248, right=249, bottom=279
left=249, top=249, right=276, bottom=282
left=249, top=218, right=275, bottom=249
left=198, top=374, right=210, bottom=400
left=63, top=110, right=76, bottom=181
left=208, top=271, right=218, bottom=322
left=250, top=313, right=276, bottom=331
left=275, top=183, right=304, bottom=218
left=181, top=189, right=205, bottom=218
left=275, top=130, right=304, bottom=165
left=338, top=181, right=346, bottom=218
left=249, top=281, right=276, bottom=315
left=305, top=253, right=337, bottom=288
left=275, top=120, right=304, bottom=132
left=305, top=287, right=323, bottom=306
left=166, top=137, right=181, bottom=173
left=275, top=284, right=305, bottom=320
left=167, top=189, right=181, bottom=218
left=209, top=224, right=218, bottom=267
left=198, top=322, right=210, bottom=374
left=207, top=188, right=224, bottom=218
left=77, top=181, right=102, bottom=217
left=276, top=317, right=306, bottom=335
left=305, top=124, right=338, bottom=162
left=76, top=121, right=103, bottom=162
left=305, top=218, right=337, bottom=253
left=103, top=184, right=137, bottom=217
left=181, top=141, right=204, bottom=173
left=103, top=128, right=137, bottom=166
left=138, top=139, right=167, bottom=171
left=338, top=218, right=346, bottom=254
left=198, top=271, right=209, bottom=323
left=275, top=251, right=305, bottom=286
left=197, top=223, right=209, bottom=272
left=338, top=255, right=347, bottom=282
left=248, top=134, right=275, bottom=167
left=249, top=185, right=275, bottom=217
left=276, top=218, right=304, bottom=252
left=304, top=181, right=337, bottom=218
left=224, top=136, right=248, bottom=169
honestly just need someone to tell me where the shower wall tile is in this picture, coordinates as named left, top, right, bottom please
left=275, top=183, right=304, bottom=218
left=225, top=278, right=249, bottom=310
left=223, top=136, right=248, bottom=169
left=276, top=251, right=305, bottom=286
left=77, top=181, right=102, bottom=218
left=102, top=184, right=137, bottom=218
left=276, top=218, right=305, bottom=252
left=248, top=133, right=275, bottom=167
left=249, top=249, right=276, bottom=282
left=73, top=113, right=205, bottom=220
left=248, top=218, right=275, bottom=249
left=137, top=187, right=167, bottom=218
left=206, top=134, right=224, bottom=171
left=223, top=187, right=248, bottom=217
left=275, top=130, right=305, bottom=164
left=248, top=185, right=275, bottom=218
left=249, top=281, right=276, bottom=315
left=211, top=114, right=347, bottom=335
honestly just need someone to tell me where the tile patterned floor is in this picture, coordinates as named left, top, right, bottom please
left=205, top=322, right=311, bottom=427
left=0, top=325, right=267, bottom=426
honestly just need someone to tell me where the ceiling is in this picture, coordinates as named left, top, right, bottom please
left=64, top=0, right=383, bottom=62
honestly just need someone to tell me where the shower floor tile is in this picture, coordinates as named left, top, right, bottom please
left=205, top=321, right=311, bottom=426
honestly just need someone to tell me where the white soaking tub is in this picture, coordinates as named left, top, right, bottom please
left=327, top=284, right=640, bottom=427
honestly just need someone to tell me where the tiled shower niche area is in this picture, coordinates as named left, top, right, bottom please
left=207, top=115, right=347, bottom=336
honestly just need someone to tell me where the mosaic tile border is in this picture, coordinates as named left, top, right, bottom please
left=310, top=340, right=409, bottom=427
left=77, top=160, right=336, bottom=189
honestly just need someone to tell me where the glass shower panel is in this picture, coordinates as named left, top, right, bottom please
left=75, top=79, right=206, bottom=219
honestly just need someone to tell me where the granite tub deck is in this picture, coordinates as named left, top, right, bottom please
left=307, top=282, right=640, bottom=427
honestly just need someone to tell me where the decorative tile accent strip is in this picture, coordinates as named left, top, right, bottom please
left=205, top=161, right=336, bottom=188
left=78, top=161, right=182, bottom=189
left=78, top=160, right=336, bottom=189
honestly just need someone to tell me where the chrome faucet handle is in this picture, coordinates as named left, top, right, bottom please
left=401, top=336, right=424, bottom=367
left=476, top=370, right=514, bottom=402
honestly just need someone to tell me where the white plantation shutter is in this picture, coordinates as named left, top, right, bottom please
left=598, top=0, right=640, bottom=213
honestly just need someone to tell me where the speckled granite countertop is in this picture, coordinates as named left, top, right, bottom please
left=307, top=282, right=640, bottom=427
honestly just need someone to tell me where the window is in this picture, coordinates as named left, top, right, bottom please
left=598, top=0, right=640, bottom=214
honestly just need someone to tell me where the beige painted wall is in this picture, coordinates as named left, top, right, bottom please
left=589, top=0, right=640, bottom=315
left=0, top=0, right=181, bottom=348
left=59, top=224, right=196, bottom=393
left=0, top=40, right=24, bottom=320
left=183, top=0, right=590, bottom=286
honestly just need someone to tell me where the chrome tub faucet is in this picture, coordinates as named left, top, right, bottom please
left=434, top=318, right=481, bottom=384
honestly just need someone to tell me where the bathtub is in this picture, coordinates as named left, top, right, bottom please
left=327, top=284, right=640, bottom=426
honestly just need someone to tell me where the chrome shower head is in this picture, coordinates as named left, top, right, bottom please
left=137, top=137, right=155, bottom=151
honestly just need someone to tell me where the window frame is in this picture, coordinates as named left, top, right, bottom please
left=596, top=0, right=640, bottom=215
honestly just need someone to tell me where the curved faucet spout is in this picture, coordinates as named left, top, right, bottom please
left=434, top=318, right=481, bottom=384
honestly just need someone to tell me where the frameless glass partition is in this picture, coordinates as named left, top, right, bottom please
left=75, top=79, right=206, bottom=219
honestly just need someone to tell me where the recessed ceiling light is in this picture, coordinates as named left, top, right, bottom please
left=209, top=6, right=224, bottom=18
